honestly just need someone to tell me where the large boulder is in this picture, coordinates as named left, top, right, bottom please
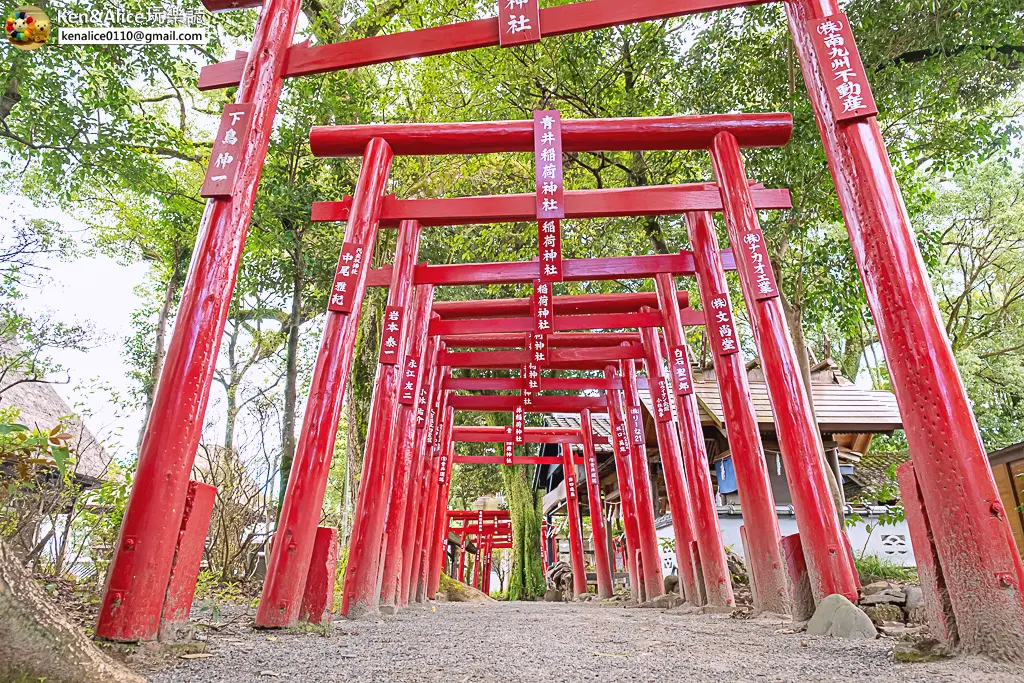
left=437, top=574, right=495, bottom=603
left=806, top=594, right=878, bottom=639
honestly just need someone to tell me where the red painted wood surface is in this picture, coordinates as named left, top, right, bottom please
left=454, top=455, right=585, bottom=465
left=619, top=354, right=665, bottom=600
left=498, top=0, right=540, bottom=45
left=447, top=510, right=511, bottom=519
left=367, top=252, right=740, bottom=288
left=398, top=337, right=441, bottom=606
left=712, top=131, right=858, bottom=603
left=257, top=142, right=395, bottom=627
left=445, top=377, right=616, bottom=393
left=580, top=410, right=613, bottom=599
left=431, top=312, right=668, bottom=337
left=447, top=394, right=607, bottom=413
left=687, top=210, right=789, bottom=614
left=158, top=482, right=217, bottom=636
left=638, top=321, right=701, bottom=604
left=427, top=422, right=457, bottom=597
left=298, top=527, right=339, bottom=625
left=438, top=345, right=646, bottom=368
left=440, top=332, right=641, bottom=349
left=379, top=284, right=435, bottom=609
left=452, top=425, right=609, bottom=445
left=412, top=390, right=450, bottom=602
left=434, top=291, right=688, bottom=318
left=311, top=114, right=791, bottom=157
left=561, top=444, right=590, bottom=597
left=314, top=185, right=791, bottom=227
left=603, top=366, right=642, bottom=599
left=339, top=219, right=421, bottom=616
left=404, top=363, right=445, bottom=604
left=200, top=104, right=255, bottom=198
left=654, top=272, right=734, bottom=608
left=805, top=12, right=877, bottom=122
left=895, top=461, right=954, bottom=642
left=789, top=0, right=1024, bottom=650
left=96, top=0, right=304, bottom=641
left=199, top=0, right=773, bottom=90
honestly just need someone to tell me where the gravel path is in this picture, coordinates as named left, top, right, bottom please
left=144, top=601, right=1023, bottom=682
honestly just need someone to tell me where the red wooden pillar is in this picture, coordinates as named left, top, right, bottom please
left=158, top=481, right=217, bottom=640
left=687, top=211, right=789, bottom=615
left=603, top=366, right=643, bottom=600
left=711, top=132, right=858, bottom=603
left=380, top=284, right=435, bottom=609
left=427, top=420, right=457, bottom=597
left=561, top=444, right=589, bottom=597
left=256, top=139, right=394, bottom=628
left=579, top=410, right=613, bottom=599
left=399, top=333, right=442, bottom=605
left=340, top=218, right=423, bottom=618
left=638, top=319, right=701, bottom=605
left=411, top=366, right=450, bottom=602
left=481, top=534, right=492, bottom=595
left=299, top=527, right=339, bottom=625
left=619, top=356, right=666, bottom=600
left=787, top=0, right=1024, bottom=651
left=472, top=537, right=481, bottom=589
left=654, top=273, right=735, bottom=608
left=96, top=0, right=303, bottom=642
left=457, top=531, right=467, bottom=583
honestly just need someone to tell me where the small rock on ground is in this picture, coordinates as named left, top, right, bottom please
left=807, top=594, right=877, bottom=639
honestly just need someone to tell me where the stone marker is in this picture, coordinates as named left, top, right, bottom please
left=806, top=594, right=877, bottom=639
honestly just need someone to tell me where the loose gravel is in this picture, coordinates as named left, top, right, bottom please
left=144, top=601, right=1024, bottom=682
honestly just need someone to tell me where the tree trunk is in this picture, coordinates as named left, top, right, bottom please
left=501, top=465, right=545, bottom=601
left=278, top=229, right=304, bottom=506
left=0, top=538, right=143, bottom=682
left=136, top=259, right=181, bottom=453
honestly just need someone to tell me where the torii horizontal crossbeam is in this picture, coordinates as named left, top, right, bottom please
left=451, top=425, right=611, bottom=445
left=313, top=185, right=791, bottom=227
left=431, top=313, right=675, bottom=337
left=367, top=250, right=737, bottom=287
left=433, top=291, right=686, bottom=319
left=310, top=114, right=792, bottom=156
left=441, top=333, right=640, bottom=349
left=454, top=455, right=585, bottom=465
left=446, top=377, right=618, bottom=393
left=440, top=345, right=645, bottom=368
left=448, top=395, right=607, bottom=413
left=447, top=510, right=511, bottom=519
left=198, top=0, right=775, bottom=90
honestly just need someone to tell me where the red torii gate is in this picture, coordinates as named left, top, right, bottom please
left=447, top=430, right=597, bottom=598
left=421, top=301, right=732, bottom=606
left=95, top=0, right=1024, bottom=656
left=448, top=511, right=512, bottom=593
left=283, top=114, right=793, bottom=623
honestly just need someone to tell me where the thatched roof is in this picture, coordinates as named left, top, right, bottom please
left=0, top=372, right=112, bottom=485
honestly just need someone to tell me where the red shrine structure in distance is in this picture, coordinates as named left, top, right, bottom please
left=92, top=0, right=1024, bottom=660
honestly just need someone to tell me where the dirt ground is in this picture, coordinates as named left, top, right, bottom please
left=142, top=601, right=1024, bottom=683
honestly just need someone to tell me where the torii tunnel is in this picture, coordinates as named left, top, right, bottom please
left=94, top=0, right=1024, bottom=658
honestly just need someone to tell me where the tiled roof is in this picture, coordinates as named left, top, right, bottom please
left=636, top=377, right=902, bottom=434
left=546, top=412, right=613, bottom=452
